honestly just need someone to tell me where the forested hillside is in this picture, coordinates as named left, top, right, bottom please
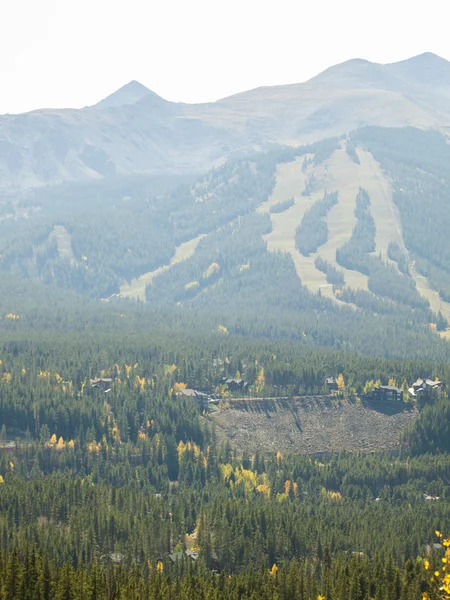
left=1, top=305, right=450, bottom=598
left=3, top=130, right=450, bottom=365
left=353, top=127, right=450, bottom=306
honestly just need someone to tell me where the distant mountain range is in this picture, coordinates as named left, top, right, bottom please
left=2, top=52, right=450, bottom=192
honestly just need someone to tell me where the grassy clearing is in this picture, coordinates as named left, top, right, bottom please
left=410, top=264, right=450, bottom=323
left=356, top=149, right=403, bottom=261
left=119, top=234, right=206, bottom=301
left=257, top=155, right=313, bottom=215
left=260, top=156, right=332, bottom=296
left=262, top=149, right=369, bottom=301
left=316, top=147, right=369, bottom=292
left=355, top=148, right=450, bottom=323
left=50, top=225, right=77, bottom=264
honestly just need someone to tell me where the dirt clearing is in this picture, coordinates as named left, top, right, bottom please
left=211, top=397, right=416, bottom=454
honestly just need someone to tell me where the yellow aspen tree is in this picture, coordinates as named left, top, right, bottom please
left=255, top=368, right=265, bottom=392
left=336, top=374, right=345, bottom=390
left=173, top=382, right=187, bottom=392
left=276, top=451, right=283, bottom=466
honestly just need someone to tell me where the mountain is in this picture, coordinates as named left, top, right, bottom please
left=94, top=80, right=158, bottom=109
left=3, top=54, right=450, bottom=363
left=2, top=52, right=450, bottom=192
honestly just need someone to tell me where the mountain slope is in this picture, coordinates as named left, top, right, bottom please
left=3, top=129, right=450, bottom=362
left=2, top=53, right=450, bottom=191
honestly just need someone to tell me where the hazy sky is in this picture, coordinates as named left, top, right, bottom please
left=1, top=0, right=447, bottom=114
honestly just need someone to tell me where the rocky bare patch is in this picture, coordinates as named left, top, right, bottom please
left=211, top=396, right=417, bottom=454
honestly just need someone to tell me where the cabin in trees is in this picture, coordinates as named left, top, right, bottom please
left=0, top=441, right=15, bottom=453
left=223, top=378, right=248, bottom=393
left=325, top=376, right=338, bottom=392
left=177, top=388, right=210, bottom=400
left=364, top=385, right=403, bottom=403
left=177, top=388, right=212, bottom=408
left=408, top=378, right=442, bottom=400
left=109, top=552, right=125, bottom=565
left=91, top=378, right=113, bottom=393
left=169, top=550, right=199, bottom=563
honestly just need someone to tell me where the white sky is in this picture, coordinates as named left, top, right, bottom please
left=1, top=0, right=448, bottom=114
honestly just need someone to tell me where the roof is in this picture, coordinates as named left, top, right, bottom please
left=92, top=378, right=113, bottom=391
left=377, top=385, right=402, bottom=392
left=225, top=378, right=247, bottom=386
left=169, top=550, right=199, bottom=562
left=169, top=552, right=184, bottom=563
left=109, top=552, right=125, bottom=564
left=178, top=389, right=210, bottom=399
left=178, top=389, right=198, bottom=397
left=413, top=378, right=441, bottom=388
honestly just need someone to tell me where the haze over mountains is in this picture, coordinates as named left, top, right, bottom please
left=2, top=52, right=450, bottom=191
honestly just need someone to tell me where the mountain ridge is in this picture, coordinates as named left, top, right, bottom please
left=1, top=52, right=450, bottom=192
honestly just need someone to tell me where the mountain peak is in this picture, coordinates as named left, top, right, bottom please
left=94, top=80, right=160, bottom=109
left=391, top=51, right=447, bottom=65
left=386, top=52, right=450, bottom=86
left=307, top=57, right=389, bottom=88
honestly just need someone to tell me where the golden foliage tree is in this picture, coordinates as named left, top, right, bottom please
left=423, top=532, right=450, bottom=599
left=336, top=373, right=345, bottom=390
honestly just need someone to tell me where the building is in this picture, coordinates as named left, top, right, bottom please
left=109, top=552, right=125, bottom=564
left=408, top=378, right=442, bottom=399
left=223, top=378, right=248, bottom=393
left=364, top=385, right=403, bottom=402
left=325, top=376, right=338, bottom=391
left=91, top=378, right=113, bottom=393
left=177, top=388, right=211, bottom=408
left=169, top=550, right=199, bottom=563
left=0, top=441, right=16, bottom=453
left=185, top=549, right=199, bottom=561
left=177, top=388, right=210, bottom=400
left=423, top=494, right=440, bottom=501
